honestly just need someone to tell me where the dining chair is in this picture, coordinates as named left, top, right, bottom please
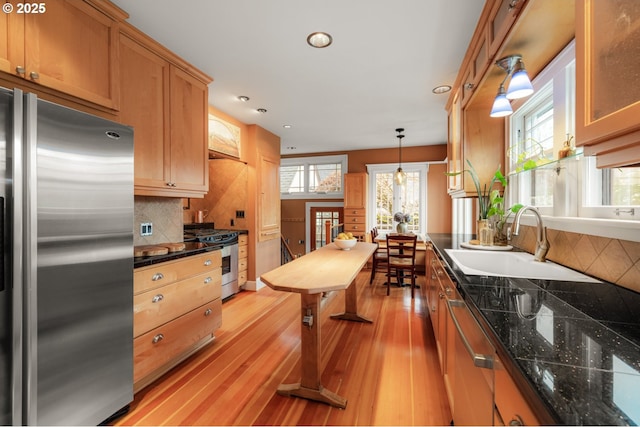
left=369, top=228, right=388, bottom=285
left=385, top=234, right=418, bottom=298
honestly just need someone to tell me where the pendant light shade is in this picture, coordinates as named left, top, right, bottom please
left=506, top=61, right=534, bottom=99
left=394, top=128, right=407, bottom=185
left=490, top=84, right=513, bottom=118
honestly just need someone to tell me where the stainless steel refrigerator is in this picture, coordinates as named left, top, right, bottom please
left=0, top=87, right=134, bottom=425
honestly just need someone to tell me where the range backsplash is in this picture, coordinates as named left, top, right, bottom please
left=134, top=196, right=183, bottom=246
left=510, top=225, right=640, bottom=293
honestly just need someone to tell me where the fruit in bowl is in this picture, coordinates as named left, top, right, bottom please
left=334, top=232, right=357, bottom=250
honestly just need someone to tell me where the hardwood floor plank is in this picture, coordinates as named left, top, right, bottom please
left=114, top=270, right=451, bottom=426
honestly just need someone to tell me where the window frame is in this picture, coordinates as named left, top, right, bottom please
left=366, top=162, right=428, bottom=236
left=280, top=154, right=347, bottom=199
left=506, top=39, right=640, bottom=240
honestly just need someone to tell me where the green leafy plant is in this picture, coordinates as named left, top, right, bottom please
left=445, top=160, right=506, bottom=219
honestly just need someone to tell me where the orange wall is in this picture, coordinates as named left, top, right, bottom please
left=281, top=144, right=452, bottom=255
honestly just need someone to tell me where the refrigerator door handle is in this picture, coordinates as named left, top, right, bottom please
left=11, top=88, right=24, bottom=426
left=22, top=92, right=39, bottom=425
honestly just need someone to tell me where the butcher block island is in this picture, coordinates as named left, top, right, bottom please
left=133, top=249, right=222, bottom=391
left=260, top=242, right=377, bottom=408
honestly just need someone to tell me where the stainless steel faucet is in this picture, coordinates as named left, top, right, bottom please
left=512, top=206, right=550, bottom=262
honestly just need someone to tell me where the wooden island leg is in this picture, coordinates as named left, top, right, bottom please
left=277, top=292, right=347, bottom=408
left=330, top=279, right=372, bottom=323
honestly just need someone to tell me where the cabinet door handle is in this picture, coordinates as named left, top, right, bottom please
left=204, top=308, right=212, bottom=316
left=204, top=259, right=212, bottom=266
left=16, top=66, right=25, bottom=75
left=29, top=71, right=39, bottom=80
left=508, top=415, right=524, bottom=426
left=152, top=272, right=164, bottom=281
left=446, top=299, right=494, bottom=369
left=152, top=333, right=164, bottom=344
left=152, top=294, right=164, bottom=303
left=204, top=277, right=212, bottom=284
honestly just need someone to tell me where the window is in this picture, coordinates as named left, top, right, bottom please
left=366, top=163, right=427, bottom=235
left=507, top=40, right=640, bottom=227
left=280, top=155, right=347, bottom=199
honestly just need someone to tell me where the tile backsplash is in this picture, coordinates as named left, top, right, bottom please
left=511, top=225, right=640, bottom=293
left=134, top=196, right=183, bottom=246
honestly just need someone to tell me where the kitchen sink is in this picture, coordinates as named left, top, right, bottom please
left=444, top=249, right=600, bottom=283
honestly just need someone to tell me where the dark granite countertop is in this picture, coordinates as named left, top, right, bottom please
left=134, top=242, right=221, bottom=268
left=428, top=233, right=640, bottom=426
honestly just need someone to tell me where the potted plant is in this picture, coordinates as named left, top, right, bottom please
left=446, top=160, right=522, bottom=245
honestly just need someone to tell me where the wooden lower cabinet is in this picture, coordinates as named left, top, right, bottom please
left=494, top=357, right=541, bottom=426
left=134, top=300, right=221, bottom=386
left=238, top=234, right=248, bottom=287
left=133, top=251, right=222, bottom=390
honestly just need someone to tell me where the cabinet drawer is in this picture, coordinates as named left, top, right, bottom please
left=134, top=251, right=222, bottom=294
left=344, top=208, right=365, bottom=216
left=133, top=300, right=222, bottom=383
left=238, top=257, right=248, bottom=272
left=238, top=234, right=248, bottom=245
left=238, top=245, right=248, bottom=259
left=134, top=269, right=222, bottom=337
left=344, top=215, right=366, bottom=224
left=343, top=223, right=367, bottom=233
left=238, top=270, right=247, bottom=286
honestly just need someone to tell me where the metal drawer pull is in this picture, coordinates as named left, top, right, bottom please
left=152, top=294, right=164, bottom=303
left=16, top=66, right=26, bottom=75
left=152, top=272, right=164, bottom=281
left=204, top=277, right=212, bottom=284
left=204, top=308, right=212, bottom=316
left=204, top=259, right=212, bottom=266
left=152, top=333, right=164, bottom=344
left=447, top=299, right=494, bottom=369
left=30, top=71, right=39, bottom=80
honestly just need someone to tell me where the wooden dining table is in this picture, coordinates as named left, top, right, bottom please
left=260, top=241, right=378, bottom=408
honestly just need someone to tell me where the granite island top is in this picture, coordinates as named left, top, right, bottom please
left=427, top=233, right=640, bottom=426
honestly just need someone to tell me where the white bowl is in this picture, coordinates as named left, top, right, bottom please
left=334, top=238, right=357, bottom=250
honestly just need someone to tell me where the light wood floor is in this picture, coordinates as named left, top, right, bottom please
left=114, top=270, right=452, bottom=426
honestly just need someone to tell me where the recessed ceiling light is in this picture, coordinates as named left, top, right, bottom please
left=257, top=108, right=267, bottom=113
left=238, top=95, right=250, bottom=102
left=283, top=124, right=292, bottom=129
left=432, top=85, right=452, bottom=94
left=307, top=32, right=332, bottom=48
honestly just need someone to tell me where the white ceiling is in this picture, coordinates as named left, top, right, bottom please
left=111, top=0, right=484, bottom=154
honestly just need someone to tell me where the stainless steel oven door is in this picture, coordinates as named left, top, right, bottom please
left=220, top=244, right=238, bottom=300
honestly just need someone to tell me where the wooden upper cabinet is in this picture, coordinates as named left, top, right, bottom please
left=169, top=66, right=209, bottom=194
left=118, top=25, right=211, bottom=198
left=447, top=90, right=463, bottom=194
left=119, top=33, right=171, bottom=190
left=0, top=1, right=121, bottom=109
left=258, top=155, right=281, bottom=241
left=576, top=0, right=640, bottom=167
left=344, top=173, right=368, bottom=209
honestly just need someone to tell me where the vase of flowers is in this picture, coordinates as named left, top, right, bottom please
left=394, top=212, right=411, bottom=234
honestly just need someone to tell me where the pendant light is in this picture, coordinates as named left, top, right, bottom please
left=489, top=54, right=534, bottom=118
left=394, top=128, right=407, bottom=185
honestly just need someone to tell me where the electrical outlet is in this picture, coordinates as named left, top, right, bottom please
left=298, top=240, right=304, bottom=244
left=140, top=222, right=153, bottom=236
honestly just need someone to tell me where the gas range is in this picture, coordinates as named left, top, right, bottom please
left=184, top=223, right=240, bottom=300
left=184, top=223, right=239, bottom=246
